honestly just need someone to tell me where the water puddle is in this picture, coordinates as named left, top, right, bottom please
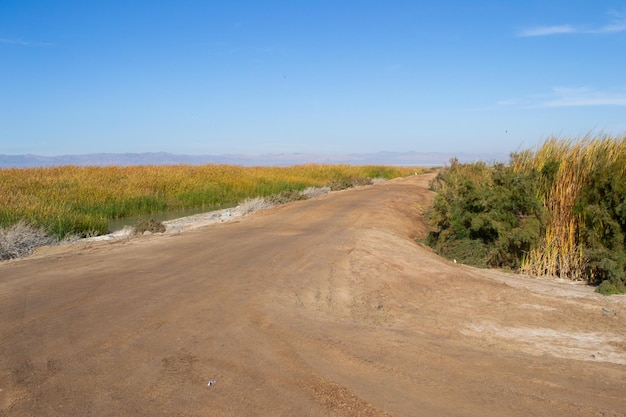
left=107, top=205, right=232, bottom=232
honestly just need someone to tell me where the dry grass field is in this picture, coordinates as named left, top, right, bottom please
left=0, top=164, right=419, bottom=238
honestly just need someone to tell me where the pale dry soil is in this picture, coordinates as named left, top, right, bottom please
left=1, top=173, right=625, bottom=417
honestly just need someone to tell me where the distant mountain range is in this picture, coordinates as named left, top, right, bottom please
left=0, top=151, right=509, bottom=168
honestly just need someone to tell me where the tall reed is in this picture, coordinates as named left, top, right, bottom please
left=512, top=135, right=626, bottom=280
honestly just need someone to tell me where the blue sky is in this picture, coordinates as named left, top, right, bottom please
left=1, top=1, right=625, bottom=156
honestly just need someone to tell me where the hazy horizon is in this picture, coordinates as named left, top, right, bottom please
left=0, top=149, right=510, bottom=168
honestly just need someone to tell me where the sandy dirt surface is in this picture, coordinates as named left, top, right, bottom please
left=1, top=173, right=625, bottom=417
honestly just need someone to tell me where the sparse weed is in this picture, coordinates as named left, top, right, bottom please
left=327, top=180, right=352, bottom=191
left=238, top=197, right=274, bottom=215
left=0, top=220, right=57, bottom=260
left=134, top=219, right=166, bottom=235
left=266, top=190, right=308, bottom=205
left=350, top=177, right=373, bottom=187
left=301, top=186, right=331, bottom=199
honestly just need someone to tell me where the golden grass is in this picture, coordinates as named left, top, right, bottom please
left=512, top=134, right=626, bottom=279
left=0, top=164, right=422, bottom=237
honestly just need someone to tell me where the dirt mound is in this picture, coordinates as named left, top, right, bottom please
left=1, top=173, right=624, bottom=416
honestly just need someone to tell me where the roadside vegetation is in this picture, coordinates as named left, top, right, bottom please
left=426, top=135, right=626, bottom=294
left=0, top=164, right=421, bottom=259
left=0, top=221, right=58, bottom=261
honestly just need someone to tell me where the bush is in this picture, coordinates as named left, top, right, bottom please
left=0, top=221, right=57, bottom=260
left=266, top=190, right=308, bottom=205
left=301, top=186, right=331, bottom=199
left=426, top=160, right=546, bottom=270
left=238, top=197, right=274, bottom=214
left=350, top=177, right=373, bottom=187
left=327, top=179, right=353, bottom=191
left=327, top=177, right=373, bottom=191
left=427, top=136, right=626, bottom=294
left=135, top=219, right=166, bottom=235
left=597, top=278, right=626, bottom=295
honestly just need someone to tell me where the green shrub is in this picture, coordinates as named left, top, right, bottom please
left=597, top=277, right=626, bottom=295
left=426, top=160, right=546, bottom=270
left=575, top=160, right=626, bottom=287
left=427, top=136, right=626, bottom=294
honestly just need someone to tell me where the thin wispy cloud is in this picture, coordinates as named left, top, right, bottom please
left=0, top=38, right=53, bottom=46
left=600, top=23, right=626, bottom=33
left=517, top=10, right=626, bottom=37
left=495, top=99, right=518, bottom=106
left=542, top=87, right=626, bottom=107
left=518, top=25, right=576, bottom=37
left=601, top=9, right=626, bottom=33
left=499, top=87, right=626, bottom=108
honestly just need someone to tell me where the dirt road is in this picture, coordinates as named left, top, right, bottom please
left=1, top=173, right=625, bottom=416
